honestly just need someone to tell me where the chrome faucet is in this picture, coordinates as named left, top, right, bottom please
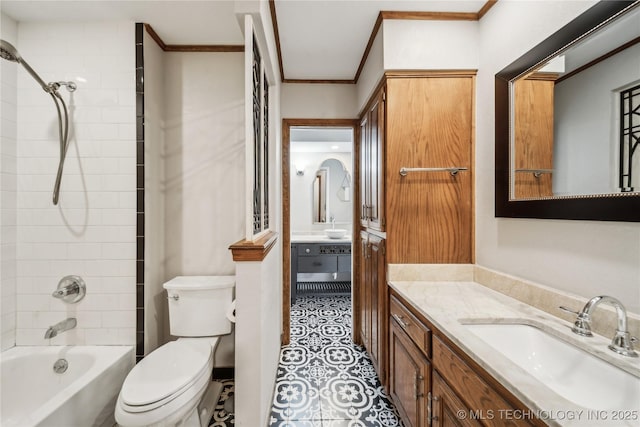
left=52, top=282, right=80, bottom=299
left=52, top=275, right=86, bottom=304
left=44, top=318, right=77, bottom=339
left=561, top=296, right=638, bottom=357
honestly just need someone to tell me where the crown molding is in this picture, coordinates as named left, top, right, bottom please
left=144, top=24, right=244, bottom=53
left=269, top=0, right=498, bottom=84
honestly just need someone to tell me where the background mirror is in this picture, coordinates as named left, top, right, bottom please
left=511, top=2, right=639, bottom=200
left=313, top=158, right=352, bottom=224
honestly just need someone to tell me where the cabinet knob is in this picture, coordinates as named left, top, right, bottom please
left=305, top=248, right=311, bottom=254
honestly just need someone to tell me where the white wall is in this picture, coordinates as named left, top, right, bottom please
left=162, top=51, right=245, bottom=366
left=163, top=52, right=245, bottom=278
left=554, top=45, right=640, bottom=195
left=13, top=21, right=137, bottom=345
left=476, top=1, right=640, bottom=314
left=382, top=19, right=479, bottom=71
left=1, top=12, right=18, bottom=351
left=142, top=31, right=166, bottom=354
left=234, top=247, right=281, bottom=426
left=355, top=19, right=479, bottom=113
left=281, top=83, right=358, bottom=119
left=290, top=152, right=352, bottom=233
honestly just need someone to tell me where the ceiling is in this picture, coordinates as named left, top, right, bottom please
left=290, top=127, right=353, bottom=153
left=1, top=0, right=488, bottom=81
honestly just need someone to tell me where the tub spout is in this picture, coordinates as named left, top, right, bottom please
left=45, top=318, right=77, bottom=339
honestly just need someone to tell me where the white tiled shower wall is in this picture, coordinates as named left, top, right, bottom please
left=2, top=20, right=137, bottom=346
left=1, top=13, right=19, bottom=351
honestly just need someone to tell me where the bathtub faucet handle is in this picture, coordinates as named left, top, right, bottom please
left=53, top=275, right=86, bottom=304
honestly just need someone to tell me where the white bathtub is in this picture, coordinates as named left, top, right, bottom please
left=1, top=345, right=134, bottom=427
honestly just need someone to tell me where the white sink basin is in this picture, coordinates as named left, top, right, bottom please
left=325, top=229, right=347, bottom=239
left=464, top=322, right=640, bottom=410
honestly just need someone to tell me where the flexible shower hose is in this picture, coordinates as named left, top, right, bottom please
left=50, top=89, right=70, bottom=206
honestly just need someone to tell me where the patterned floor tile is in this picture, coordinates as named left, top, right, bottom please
left=208, top=379, right=234, bottom=426
left=211, top=295, right=403, bottom=426
left=269, top=295, right=404, bottom=427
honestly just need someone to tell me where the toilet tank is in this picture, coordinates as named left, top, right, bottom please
left=163, top=276, right=235, bottom=337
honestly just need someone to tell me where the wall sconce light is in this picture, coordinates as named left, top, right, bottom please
left=295, top=164, right=305, bottom=176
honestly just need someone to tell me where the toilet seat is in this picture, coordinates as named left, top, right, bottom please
left=115, top=369, right=211, bottom=427
left=120, top=340, right=213, bottom=412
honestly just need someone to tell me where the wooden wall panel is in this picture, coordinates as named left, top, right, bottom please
left=385, top=77, right=474, bottom=264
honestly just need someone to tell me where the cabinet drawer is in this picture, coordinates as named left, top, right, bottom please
left=337, top=255, right=351, bottom=272
left=297, top=244, right=320, bottom=256
left=390, top=296, right=431, bottom=358
left=433, top=337, right=533, bottom=427
left=298, top=256, right=338, bottom=273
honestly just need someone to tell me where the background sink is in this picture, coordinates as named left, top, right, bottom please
left=464, top=322, right=640, bottom=410
left=325, top=229, right=347, bottom=239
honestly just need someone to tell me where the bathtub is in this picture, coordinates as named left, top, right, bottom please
left=1, top=345, right=134, bottom=427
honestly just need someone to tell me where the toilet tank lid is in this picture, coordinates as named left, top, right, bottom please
left=163, top=276, right=235, bottom=290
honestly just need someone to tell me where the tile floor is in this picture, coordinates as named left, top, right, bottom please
left=208, top=295, right=403, bottom=427
left=209, top=379, right=235, bottom=426
left=268, top=295, right=403, bottom=427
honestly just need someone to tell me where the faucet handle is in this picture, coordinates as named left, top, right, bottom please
left=559, top=306, right=579, bottom=315
left=609, top=331, right=638, bottom=358
left=559, top=306, right=592, bottom=336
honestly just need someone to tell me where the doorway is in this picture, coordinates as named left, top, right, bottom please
left=281, top=119, right=358, bottom=345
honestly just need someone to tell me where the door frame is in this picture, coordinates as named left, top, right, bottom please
left=281, top=118, right=359, bottom=345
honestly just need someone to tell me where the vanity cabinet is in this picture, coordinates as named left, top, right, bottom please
left=389, top=300, right=431, bottom=427
left=389, top=291, right=541, bottom=427
left=290, top=242, right=351, bottom=303
left=359, top=231, right=387, bottom=383
left=432, top=372, right=481, bottom=427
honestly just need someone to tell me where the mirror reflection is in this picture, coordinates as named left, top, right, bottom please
left=511, top=3, right=640, bottom=200
left=313, top=158, right=352, bottom=224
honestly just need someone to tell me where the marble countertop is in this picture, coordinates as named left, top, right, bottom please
left=291, top=234, right=351, bottom=244
left=389, top=280, right=640, bottom=427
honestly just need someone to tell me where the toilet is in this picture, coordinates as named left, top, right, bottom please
left=115, top=276, right=235, bottom=427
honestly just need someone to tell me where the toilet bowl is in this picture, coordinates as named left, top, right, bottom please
left=115, top=276, right=235, bottom=427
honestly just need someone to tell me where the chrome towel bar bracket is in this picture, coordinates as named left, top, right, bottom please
left=514, top=168, right=554, bottom=178
left=399, top=167, right=468, bottom=177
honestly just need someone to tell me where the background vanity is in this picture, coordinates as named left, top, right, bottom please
left=290, top=236, right=351, bottom=303
left=289, top=141, right=354, bottom=302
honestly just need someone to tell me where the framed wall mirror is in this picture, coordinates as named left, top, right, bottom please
left=312, top=158, right=352, bottom=224
left=495, top=0, right=640, bottom=221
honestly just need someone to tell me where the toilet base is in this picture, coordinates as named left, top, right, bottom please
left=115, top=380, right=223, bottom=427
left=196, top=380, right=224, bottom=427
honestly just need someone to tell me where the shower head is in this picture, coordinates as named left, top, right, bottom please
left=0, top=39, right=20, bottom=62
left=0, top=39, right=50, bottom=92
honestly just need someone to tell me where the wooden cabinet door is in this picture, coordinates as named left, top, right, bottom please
left=389, top=318, right=430, bottom=427
left=369, top=234, right=387, bottom=384
left=359, top=231, right=371, bottom=350
left=359, top=87, right=386, bottom=231
left=359, top=116, right=370, bottom=228
left=368, top=89, right=386, bottom=231
left=385, top=76, right=474, bottom=264
left=432, top=372, right=481, bottom=427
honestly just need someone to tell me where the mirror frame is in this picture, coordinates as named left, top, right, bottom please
left=495, top=0, right=640, bottom=222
